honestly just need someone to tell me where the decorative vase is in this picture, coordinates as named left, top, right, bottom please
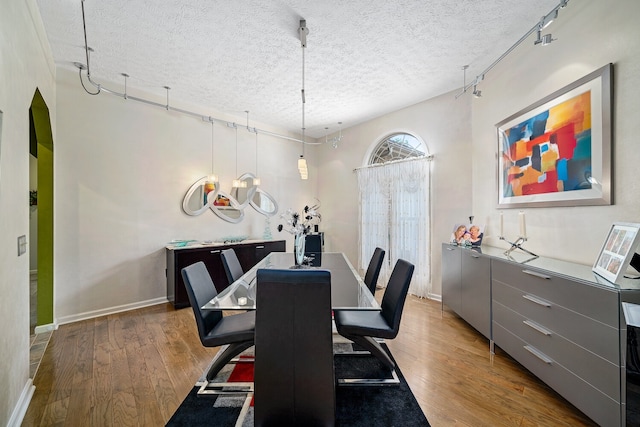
left=294, top=233, right=306, bottom=266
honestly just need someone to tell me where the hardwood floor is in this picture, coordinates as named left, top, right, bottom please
left=23, top=296, right=597, bottom=426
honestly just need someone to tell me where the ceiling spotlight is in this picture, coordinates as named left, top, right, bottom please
left=472, top=85, right=482, bottom=98
left=534, top=29, right=556, bottom=46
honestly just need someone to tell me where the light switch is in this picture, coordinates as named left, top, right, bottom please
left=17, top=235, right=27, bottom=256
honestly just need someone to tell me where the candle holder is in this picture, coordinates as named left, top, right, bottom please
left=499, top=235, right=538, bottom=259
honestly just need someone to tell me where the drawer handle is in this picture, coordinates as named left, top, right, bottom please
left=255, top=245, right=265, bottom=249
left=446, top=247, right=455, bottom=251
left=524, top=345, right=553, bottom=364
left=522, top=269, right=551, bottom=280
left=523, top=320, right=552, bottom=336
left=522, top=294, right=552, bottom=308
left=470, top=254, right=480, bottom=259
left=210, top=250, right=221, bottom=254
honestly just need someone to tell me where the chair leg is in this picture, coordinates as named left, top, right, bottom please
left=205, top=341, right=255, bottom=381
left=336, top=335, right=400, bottom=386
left=194, top=341, right=255, bottom=395
left=347, top=335, right=395, bottom=370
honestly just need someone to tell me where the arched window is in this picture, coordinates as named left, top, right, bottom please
left=369, top=133, right=426, bottom=165
left=357, top=132, right=430, bottom=297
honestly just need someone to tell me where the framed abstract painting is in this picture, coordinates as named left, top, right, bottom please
left=593, top=222, right=640, bottom=285
left=497, top=63, right=612, bottom=208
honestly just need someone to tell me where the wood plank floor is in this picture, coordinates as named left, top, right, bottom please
left=23, top=295, right=598, bottom=426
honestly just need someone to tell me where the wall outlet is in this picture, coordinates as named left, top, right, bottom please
left=17, top=235, right=27, bottom=256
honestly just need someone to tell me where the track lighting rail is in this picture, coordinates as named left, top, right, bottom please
left=76, top=0, right=333, bottom=145
left=456, top=0, right=569, bottom=98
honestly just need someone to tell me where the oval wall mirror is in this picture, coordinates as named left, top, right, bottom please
left=250, top=188, right=279, bottom=216
left=231, top=173, right=259, bottom=210
left=212, top=190, right=245, bottom=223
left=182, top=176, right=219, bottom=216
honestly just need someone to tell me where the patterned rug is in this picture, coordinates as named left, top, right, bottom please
left=166, top=342, right=430, bottom=426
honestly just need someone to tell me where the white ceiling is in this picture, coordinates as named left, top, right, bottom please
left=36, top=0, right=562, bottom=138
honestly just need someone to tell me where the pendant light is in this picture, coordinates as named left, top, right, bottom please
left=204, top=120, right=218, bottom=203
left=254, top=130, right=262, bottom=186
left=245, top=110, right=261, bottom=186
left=298, top=19, right=309, bottom=180
left=232, top=125, right=246, bottom=188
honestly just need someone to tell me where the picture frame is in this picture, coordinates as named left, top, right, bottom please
left=593, top=222, right=640, bottom=285
left=497, top=63, right=612, bottom=208
left=450, top=223, right=484, bottom=247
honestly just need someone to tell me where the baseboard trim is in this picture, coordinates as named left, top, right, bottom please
left=7, top=379, right=35, bottom=427
left=427, top=292, right=442, bottom=302
left=34, top=323, right=57, bottom=334
left=56, top=297, right=169, bottom=325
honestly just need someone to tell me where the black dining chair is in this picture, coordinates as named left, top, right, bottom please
left=334, top=258, right=414, bottom=385
left=181, top=261, right=255, bottom=394
left=254, top=268, right=335, bottom=426
left=221, top=248, right=245, bottom=284
left=363, top=247, right=386, bottom=295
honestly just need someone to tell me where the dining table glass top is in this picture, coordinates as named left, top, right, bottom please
left=202, top=252, right=381, bottom=311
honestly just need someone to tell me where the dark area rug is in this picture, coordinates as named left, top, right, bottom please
left=167, top=344, right=430, bottom=426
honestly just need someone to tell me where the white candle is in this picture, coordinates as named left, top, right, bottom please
left=519, top=211, right=527, bottom=239
left=500, top=212, right=504, bottom=237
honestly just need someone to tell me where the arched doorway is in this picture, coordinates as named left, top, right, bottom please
left=30, top=89, right=54, bottom=332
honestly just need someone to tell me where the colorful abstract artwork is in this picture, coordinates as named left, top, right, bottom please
left=497, top=64, right=612, bottom=208
left=501, top=91, right=591, bottom=197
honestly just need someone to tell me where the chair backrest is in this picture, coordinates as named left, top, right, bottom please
left=363, top=247, right=386, bottom=294
left=254, top=268, right=335, bottom=427
left=181, top=262, right=223, bottom=342
left=221, top=248, right=244, bottom=284
left=380, top=259, right=415, bottom=338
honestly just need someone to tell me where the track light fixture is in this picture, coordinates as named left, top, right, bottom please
left=325, top=122, right=343, bottom=148
left=455, top=0, right=570, bottom=98
left=534, top=30, right=555, bottom=46
left=472, top=85, right=482, bottom=98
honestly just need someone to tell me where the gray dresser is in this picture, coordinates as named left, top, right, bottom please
left=441, top=243, right=640, bottom=426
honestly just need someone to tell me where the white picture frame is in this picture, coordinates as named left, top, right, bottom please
left=593, top=222, right=640, bottom=284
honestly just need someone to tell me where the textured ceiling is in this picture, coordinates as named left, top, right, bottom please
left=36, top=0, right=562, bottom=138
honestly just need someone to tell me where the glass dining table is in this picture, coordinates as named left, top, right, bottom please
left=202, top=252, right=381, bottom=311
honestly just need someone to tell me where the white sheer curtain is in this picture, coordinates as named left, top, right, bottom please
left=356, top=157, right=430, bottom=297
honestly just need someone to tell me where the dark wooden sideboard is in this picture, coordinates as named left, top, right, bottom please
left=166, top=239, right=286, bottom=308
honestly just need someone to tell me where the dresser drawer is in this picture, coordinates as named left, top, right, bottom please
left=492, top=260, right=619, bottom=327
left=493, top=300, right=620, bottom=399
left=493, top=279, right=619, bottom=363
left=493, top=322, right=621, bottom=427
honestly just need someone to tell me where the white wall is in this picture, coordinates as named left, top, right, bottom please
left=316, top=0, right=640, bottom=295
left=0, top=0, right=56, bottom=424
left=54, top=68, right=317, bottom=322
left=316, top=91, right=472, bottom=297
left=473, top=0, right=640, bottom=266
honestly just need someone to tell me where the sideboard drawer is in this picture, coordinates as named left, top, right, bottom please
left=493, top=300, right=620, bottom=399
left=493, top=279, right=619, bottom=363
left=492, top=260, right=619, bottom=327
left=493, top=322, right=621, bottom=427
